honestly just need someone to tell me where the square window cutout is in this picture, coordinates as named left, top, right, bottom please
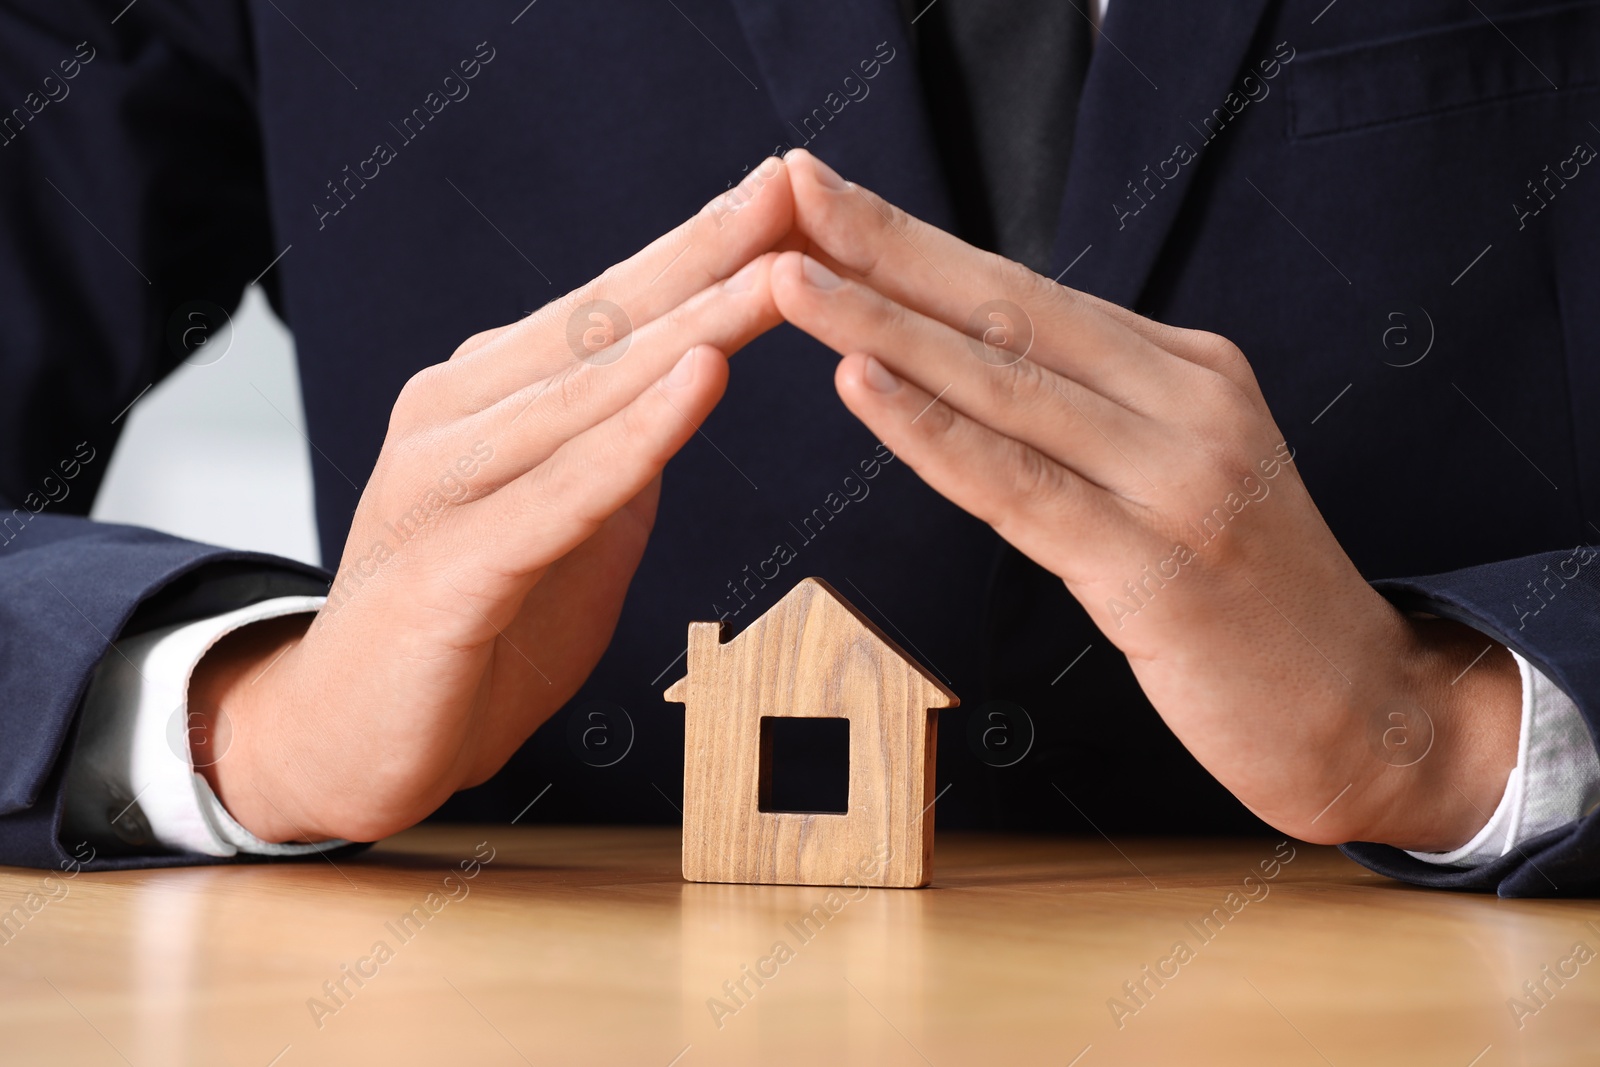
left=758, top=716, right=849, bottom=814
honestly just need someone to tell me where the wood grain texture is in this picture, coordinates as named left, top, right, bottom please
left=664, top=577, right=958, bottom=888
left=4, top=827, right=1597, bottom=1066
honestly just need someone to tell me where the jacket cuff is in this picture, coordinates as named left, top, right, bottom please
left=61, top=595, right=347, bottom=857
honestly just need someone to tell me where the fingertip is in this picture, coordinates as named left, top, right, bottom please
left=698, top=345, right=733, bottom=407
left=834, top=351, right=865, bottom=395
left=701, top=340, right=731, bottom=368
left=833, top=355, right=902, bottom=452
left=773, top=247, right=807, bottom=275
left=835, top=354, right=919, bottom=453
left=772, top=222, right=812, bottom=257
left=715, top=252, right=786, bottom=341
left=695, top=343, right=732, bottom=392
left=662, top=344, right=725, bottom=392
left=783, top=147, right=815, bottom=180
left=698, top=154, right=795, bottom=252
left=859, top=353, right=901, bottom=393
left=833, top=352, right=882, bottom=406
left=767, top=249, right=810, bottom=312
left=761, top=154, right=798, bottom=233
left=721, top=254, right=765, bottom=294
left=799, top=254, right=843, bottom=290
left=772, top=252, right=850, bottom=328
left=786, top=154, right=860, bottom=269
left=785, top=151, right=823, bottom=213
left=786, top=148, right=849, bottom=192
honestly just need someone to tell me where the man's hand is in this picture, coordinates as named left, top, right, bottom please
left=188, top=158, right=795, bottom=843
left=772, top=150, right=1520, bottom=852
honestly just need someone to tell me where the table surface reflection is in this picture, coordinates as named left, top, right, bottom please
left=2, top=826, right=1598, bottom=1066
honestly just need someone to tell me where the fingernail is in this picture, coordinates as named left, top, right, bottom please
left=809, top=154, right=849, bottom=191
left=743, top=156, right=781, bottom=188
left=663, top=347, right=698, bottom=389
left=862, top=355, right=900, bottom=394
left=723, top=258, right=761, bottom=293
left=802, top=256, right=843, bottom=290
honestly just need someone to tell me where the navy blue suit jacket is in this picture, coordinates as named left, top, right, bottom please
left=1, top=0, right=1596, bottom=894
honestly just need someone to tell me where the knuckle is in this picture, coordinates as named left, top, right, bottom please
left=1198, top=368, right=1259, bottom=425
left=818, top=195, right=892, bottom=281
left=993, top=354, right=1051, bottom=409
left=492, top=374, right=567, bottom=446
left=402, top=363, right=448, bottom=401
left=391, top=364, right=448, bottom=428
left=840, top=228, right=889, bottom=283
left=1010, top=441, right=1057, bottom=499
left=992, top=443, right=1055, bottom=533
left=862, top=200, right=916, bottom=280
left=519, top=463, right=571, bottom=523
left=1186, top=329, right=1247, bottom=369
left=549, top=363, right=594, bottom=418
left=656, top=293, right=701, bottom=338
left=995, top=255, right=1050, bottom=303
left=874, top=291, right=916, bottom=339
left=450, top=327, right=500, bottom=362
left=877, top=195, right=911, bottom=236
left=593, top=259, right=624, bottom=289
left=1173, top=330, right=1263, bottom=404
left=532, top=287, right=590, bottom=340
left=620, top=387, right=667, bottom=446
left=564, top=297, right=635, bottom=365
left=1207, top=444, right=1257, bottom=490
left=1186, top=419, right=1257, bottom=489
left=917, top=392, right=958, bottom=437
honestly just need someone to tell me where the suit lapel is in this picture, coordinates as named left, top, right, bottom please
left=722, top=0, right=955, bottom=229
left=722, top=0, right=1278, bottom=308
left=1053, top=0, right=1277, bottom=308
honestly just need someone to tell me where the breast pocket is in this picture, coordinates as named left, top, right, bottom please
left=1286, top=1, right=1600, bottom=139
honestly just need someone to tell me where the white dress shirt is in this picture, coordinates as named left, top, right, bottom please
left=60, top=594, right=1600, bottom=864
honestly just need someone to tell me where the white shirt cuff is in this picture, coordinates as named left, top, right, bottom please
left=61, top=595, right=349, bottom=858
left=1407, top=651, right=1600, bottom=868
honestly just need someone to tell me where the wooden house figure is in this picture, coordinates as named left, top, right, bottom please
left=663, top=577, right=959, bottom=888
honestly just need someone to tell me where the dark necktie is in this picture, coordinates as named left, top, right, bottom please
left=905, top=0, right=1094, bottom=274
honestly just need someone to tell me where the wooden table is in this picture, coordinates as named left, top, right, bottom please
left=3, top=827, right=1598, bottom=1066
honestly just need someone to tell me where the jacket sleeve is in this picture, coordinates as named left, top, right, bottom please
left=0, top=1, right=341, bottom=870
left=1343, top=545, right=1600, bottom=897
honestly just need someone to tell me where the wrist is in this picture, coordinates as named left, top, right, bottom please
left=1360, top=616, right=1521, bottom=852
left=187, top=613, right=320, bottom=843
